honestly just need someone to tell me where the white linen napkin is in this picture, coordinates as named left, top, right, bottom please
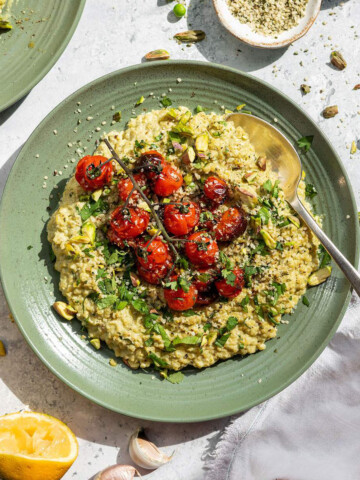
left=206, top=293, right=360, bottom=480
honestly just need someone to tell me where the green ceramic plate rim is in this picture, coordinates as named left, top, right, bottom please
left=0, top=0, right=86, bottom=113
left=0, top=60, right=358, bottom=422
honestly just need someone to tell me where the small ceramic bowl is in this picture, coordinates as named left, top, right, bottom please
left=213, top=0, right=322, bottom=49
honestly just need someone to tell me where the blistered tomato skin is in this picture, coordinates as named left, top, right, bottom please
left=163, top=202, right=200, bottom=236
left=215, top=207, right=248, bottom=242
left=203, top=176, right=228, bottom=204
left=136, top=238, right=172, bottom=270
left=110, top=206, right=150, bottom=239
left=185, top=231, right=219, bottom=267
left=152, top=164, right=183, bottom=197
left=137, top=150, right=166, bottom=181
left=137, top=263, right=169, bottom=285
left=215, top=267, right=245, bottom=299
left=118, top=173, right=148, bottom=203
left=196, top=289, right=219, bottom=306
left=107, top=226, right=126, bottom=249
left=163, top=277, right=198, bottom=311
left=75, top=155, right=113, bottom=191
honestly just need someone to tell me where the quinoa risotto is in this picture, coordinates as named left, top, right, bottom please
left=48, top=106, right=329, bottom=373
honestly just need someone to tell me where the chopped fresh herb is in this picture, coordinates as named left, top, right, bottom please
left=149, top=352, right=169, bottom=368
left=153, top=324, right=172, bottom=350
left=262, top=180, right=272, bottom=193
left=96, top=268, right=107, bottom=279
left=318, top=245, right=331, bottom=268
left=166, top=371, right=184, bottom=384
left=200, top=211, right=214, bottom=222
left=226, top=316, right=238, bottom=331
left=297, top=135, right=314, bottom=152
left=203, top=322, right=212, bottom=331
left=112, top=111, right=122, bottom=122
left=258, top=206, right=270, bottom=225
left=27, top=245, right=33, bottom=250
left=131, top=298, right=149, bottom=314
left=161, top=96, right=172, bottom=107
left=240, top=295, right=250, bottom=312
left=115, top=300, right=128, bottom=311
left=134, top=139, right=146, bottom=150
left=305, top=183, right=317, bottom=199
left=79, top=198, right=108, bottom=222
left=173, top=335, right=201, bottom=346
left=302, top=296, right=310, bottom=307
left=182, top=310, right=199, bottom=317
left=144, top=337, right=154, bottom=347
left=177, top=256, right=189, bottom=269
left=214, top=333, right=231, bottom=347
left=97, top=295, right=118, bottom=309
left=155, top=133, right=163, bottom=141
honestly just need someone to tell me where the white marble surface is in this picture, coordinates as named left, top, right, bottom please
left=1, top=0, right=359, bottom=478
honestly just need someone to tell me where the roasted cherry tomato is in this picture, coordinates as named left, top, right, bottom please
left=203, top=176, right=228, bottom=205
left=137, top=263, right=169, bottom=285
left=215, top=207, right=248, bottom=242
left=137, top=150, right=166, bottom=181
left=110, top=206, right=149, bottom=239
left=185, top=231, right=219, bottom=267
left=196, top=289, right=219, bottom=306
left=136, top=238, right=172, bottom=270
left=107, top=226, right=125, bottom=248
left=152, top=164, right=183, bottom=197
left=193, top=267, right=217, bottom=292
left=163, top=201, right=200, bottom=236
left=118, top=173, right=148, bottom=203
left=163, top=276, right=198, bottom=311
left=215, top=267, right=245, bottom=299
left=75, top=155, right=113, bottom=191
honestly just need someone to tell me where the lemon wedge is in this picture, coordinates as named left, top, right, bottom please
left=0, top=411, right=78, bottom=480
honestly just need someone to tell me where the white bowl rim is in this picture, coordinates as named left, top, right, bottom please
left=213, top=0, right=322, bottom=49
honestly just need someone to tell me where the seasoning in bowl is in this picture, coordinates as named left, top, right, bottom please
left=227, top=0, right=310, bottom=37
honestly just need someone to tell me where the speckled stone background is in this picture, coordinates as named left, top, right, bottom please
left=1, top=1, right=359, bottom=478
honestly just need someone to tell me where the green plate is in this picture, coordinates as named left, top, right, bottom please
left=0, top=61, right=358, bottom=422
left=0, top=0, right=85, bottom=112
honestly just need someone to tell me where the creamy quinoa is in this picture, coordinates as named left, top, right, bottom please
left=48, top=107, right=324, bottom=372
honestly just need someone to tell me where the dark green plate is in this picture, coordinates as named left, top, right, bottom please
left=0, top=61, right=357, bottom=422
left=0, top=0, right=85, bottom=112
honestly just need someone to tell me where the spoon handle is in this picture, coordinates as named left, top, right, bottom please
left=290, top=197, right=360, bottom=296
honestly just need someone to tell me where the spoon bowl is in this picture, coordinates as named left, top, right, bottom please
left=227, top=112, right=360, bottom=296
left=227, top=113, right=301, bottom=203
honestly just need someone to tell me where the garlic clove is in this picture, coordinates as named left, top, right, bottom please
left=129, top=428, right=172, bottom=470
left=94, top=464, right=140, bottom=480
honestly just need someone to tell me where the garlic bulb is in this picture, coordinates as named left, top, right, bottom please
left=129, top=428, right=172, bottom=470
left=94, top=464, right=140, bottom=480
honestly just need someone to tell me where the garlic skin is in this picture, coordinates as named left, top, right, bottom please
left=94, top=464, right=140, bottom=480
left=129, top=428, right=172, bottom=470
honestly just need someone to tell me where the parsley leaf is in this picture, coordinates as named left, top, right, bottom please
left=166, top=371, right=184, bottom=384
left=318, top=245, right=331, bottom=268
left=305, top=183, right=317, bottom=199
left=302, top=295, right=310, bottom=307
left=148, top=352, right=169, bottom=368
left=173, top=335, right=201, bottom=346
left=79, top=198, right=108, bottom=222
left=226, top=316, right=238, bottom=331
left=297, top=135, right=314, bottom=152
left=161, top=96, right=172, bottom=107
left=97, top=295, right=118, bottom=309
left=214, top=333, right=231, bottom=347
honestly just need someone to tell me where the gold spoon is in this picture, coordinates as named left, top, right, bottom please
left=227, top=112, right=360, bottom=295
